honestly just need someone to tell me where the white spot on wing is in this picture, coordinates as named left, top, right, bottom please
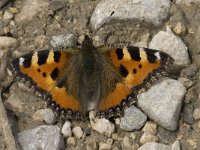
left=155, top=52, right=161, bottom=60
left=19, top=57, right=25, bottom=65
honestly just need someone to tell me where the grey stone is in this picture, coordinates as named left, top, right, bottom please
left=90, top=0, right=171, bottom=30
left=149, top=27, right=190, bottom=67
left=15, top=125, right=64, bottom=150
left=180, top=64, right=198, bottom=78
left=183, top=104, right=194, bottom=125
left=0, top=0, right=8, bottom=8
left=4, top=92, right=23, bottom=112
left=50, top=34, right=77, bottom=48
left=120, top=105, right=147, bottom=131
left=32, top=109, right=56, bottom=124
left=138, top=78, right=186, bottom=130
left=157, top=126, right=177, bottom=144
left=138, top=142, right=171, bottom=150
left=172, top=140, right=181, bottom=150
left=72, top=126, right=83, bottom=139
left=0, top=36, right=17, bottom=48
left=48, top=1, right=65, bottom=11
left=15, top=0, right=49, bottom=23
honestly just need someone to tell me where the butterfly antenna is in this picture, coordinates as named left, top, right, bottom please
left=90, top=11, right=115, bottom=37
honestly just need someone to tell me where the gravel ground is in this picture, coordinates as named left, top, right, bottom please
left=0, top=0, right=200, bottom=150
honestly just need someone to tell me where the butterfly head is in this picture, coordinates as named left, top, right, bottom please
left=81, top=35, right=96, bottom=51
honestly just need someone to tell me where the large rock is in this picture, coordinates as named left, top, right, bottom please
left=138, top=78, right=186, bottom=131
left=90, top=0, right=171, bottom=30
left=149, top=27, right=190, bottom=68
left=15, top=125, right=64, bottom=150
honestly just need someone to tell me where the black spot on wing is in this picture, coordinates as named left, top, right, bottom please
left=116, top=48, right=123, bottom=60
left=127, top=46, right=141, bottom=61
left=42, top=72, right=46, bottom=77
left=138, top=64, right=142, bottom=68
left=54, top=51, right=61, bottom=63
left=37, top=50, right=49, bottom=65
left=51, top=67, right=59, bottom=80
left=23, top=54, right=33, bottom=68
left=145, top=50, right=157, bottom=63
left=133, top=68, right=137, bottom=74
left=119, top=64, right=129, bottom=77
left=57, top=80, right=65, bottom=88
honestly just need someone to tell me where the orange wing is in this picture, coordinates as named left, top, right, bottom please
left=11, top=49, right=81, bottom=119
left=96, top=46, right=173, bottom=117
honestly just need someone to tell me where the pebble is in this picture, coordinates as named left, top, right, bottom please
left=183, top=104, right=194, bottom=124
left=111, top=133, right=122, bottom=141
left=142, top=121, right=157, bottom=134
left=48, top=1, right=65, bottom=11
left=106, top=138, right=113, bottom=146
left=119, top=105, right=147, bottom=131
left=0, top=0, right=9, bottom=8
left=67, top=137, right=76, bottom=145
left=4, top=92, right=23, bottom=112
left=171, top=140, right=180, bottom=150
left=140, top=132, right=158, bottom=144
left=122, top=136, right=132, bottom=149
left=138, top=142, right=171, bottom=150
left=15, top=125, right=64, bottom=150
left=90, top=113, right=115, bottom=137
left=172, top=22, right=187, bottom=35
left=178, top=77, right=193, bottom=89
left=187, top=139, right=198, bottom=149
left=32, top=108, right=56, bottom=124
left=149, top=27, right=190, bottom=67
left=72, top=126, right=83, bottom=139
left=157, top=126, right=177, bottom=144
left=61, top=121, right=72, bottom=138
left=180, top=64, right=198, bottom=78
left=50, top=33, right=77, bottom=48
left=90, top=0, right=171, bottom=30
left=138, top=78, right=186, bottom=131
left=3, top=10, right=13, bottom=20
left=193, top=108, right=200, bottom=120
left=15, top=0, right=49, bottom=23
left=34, top=35, right=48, bottom=48
left=0, top=36, right=17, bottom=48
left=99, top=142, right=112, bottom=150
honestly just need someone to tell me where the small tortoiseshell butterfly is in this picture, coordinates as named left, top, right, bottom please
left=11, top=35, right=174, bottom=119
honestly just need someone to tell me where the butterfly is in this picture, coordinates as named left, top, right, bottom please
left=11, top=35, right=174, bottom=119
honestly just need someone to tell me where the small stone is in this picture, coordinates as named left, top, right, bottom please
left=172, top=140, right=180, bottom=150
left=90, top=118, right=115, bottom=137
left=149, top=27, right=190, bottom=67
left=178, top=77, right=193, bottom=88
left=157, top=126, right=177, bottom=144
left=187, top=139, right=198, bottom=149
left=111, top=133, right=122, bottom=141
left=72, top=126, right=83, bottom=139
left=142, top=121, right=157, bottom=134
left=193, top=108, right=200, bottom=120
left=99, top=142, right=112, bottom=150
left=32, top=109, right=56, bottom=124
left=197, top=121, right=200, bottom=129
left=132, top=144, right=140, bottom=150
left=0, top=36, right=17, bottom=48
left=4, top=92, right=23, bottom=112
left=140, top=132, right=158, bottom=144
left=106, top=138, right=113, bottom=145
left=183, top=104, right=194, bottom=125
left=138, top=142, right=171, bottom=150
left=120, top=105, right=147, bottom=131
left=9, top=7, right=19, bottom=14
left=3, top=10, right=13, bottom=20
left=122, top=136, right=132, bottom=149
left=17, top=82, right=32, bottom=92
left=67, top=137, right=76, bottom=145
left=172, top=22, right=187, bottom=35
left=138, top=78, right=186, bottom=131
left=48, top=1, right=65, bottom=11
left=61, top=121, right=72, bottom=138
left=50, top=33, right=77, bottom=48
left=15, top=125, right=64, bottom=150
left=130, top=132, right=137, bottom=141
